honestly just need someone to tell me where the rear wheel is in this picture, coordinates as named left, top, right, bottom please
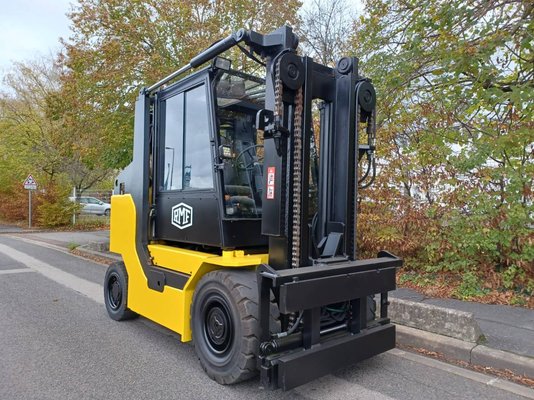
left=192, top=269, right=264, bottom=385
left=104, top=209, right=111, bottom=217
left=104, top=262, right=138, bottom=321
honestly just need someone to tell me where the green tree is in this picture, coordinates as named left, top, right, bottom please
left=352, top=0, right=533, bottom=290
left=0, top=57, right=115, bottom=193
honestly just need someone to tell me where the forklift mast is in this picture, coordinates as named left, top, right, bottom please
left=143, top=25, right=378, bottom=268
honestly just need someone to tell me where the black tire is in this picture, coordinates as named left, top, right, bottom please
left=192, top=269, right=274, bottom=385
left=104, top=209, right=111, bottom=217
left=104, top=262, right=138, bottom=321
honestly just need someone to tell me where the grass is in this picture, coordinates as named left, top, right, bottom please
left=67, top=242, right=79, bottom=251
left=69, top=214, right=109, bottom=230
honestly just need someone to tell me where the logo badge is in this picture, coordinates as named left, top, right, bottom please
left=171, top=203, right=193, bottom=229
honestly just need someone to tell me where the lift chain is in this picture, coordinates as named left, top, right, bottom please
left=274, top=60, right=284, bottom=123
left=273, top=58, right=304, bottom=268
left=291, top=86, right=303, bottom=268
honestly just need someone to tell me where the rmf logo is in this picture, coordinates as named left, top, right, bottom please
left=171, top=203, right=193, bottom=229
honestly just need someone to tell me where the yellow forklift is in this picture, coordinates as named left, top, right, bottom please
left=105, top=25, right=402, bottom=390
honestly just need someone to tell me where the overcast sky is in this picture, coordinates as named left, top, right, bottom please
left=0, top=0, right=73, bottom=72
left=0, top=0, right=362, bottom=75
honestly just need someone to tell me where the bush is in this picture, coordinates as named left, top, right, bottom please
left=427, top=200, right=534, bottom=292
left=0, top=184, right=30, bottom=222
left=36, top=185, right=80, bottom=228
left=452, top=271, right=489, bottom=300
left=357, top=182, right=533, bottom=299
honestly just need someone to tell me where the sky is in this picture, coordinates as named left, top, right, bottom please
left=0, top=0, right=74, bottom=72
left=0, top=0, right=362, bottom=75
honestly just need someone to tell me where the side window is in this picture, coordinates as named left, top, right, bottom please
left=184, top=85, right=212, bottom=189
left=162, top=84, right=213, bottom=191
left=163, top=93, right=184, bottom=190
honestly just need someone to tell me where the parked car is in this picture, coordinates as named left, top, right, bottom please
left=69, top=196, right=111, bottom=216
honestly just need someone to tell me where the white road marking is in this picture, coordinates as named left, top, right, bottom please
left=0, top=268, right=35, bottom=275
left=295, top=374, right=396, bottom=400
left=0, top=243, right=103, bottom=304
left=8, top=235, right=72, bottom=253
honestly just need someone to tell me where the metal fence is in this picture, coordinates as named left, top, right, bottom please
left=77, top=189, right=113, bottom=203
left=71, top=188, right=113, bottom=226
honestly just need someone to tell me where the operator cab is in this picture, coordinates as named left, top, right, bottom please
left=215, top=70, right=265, bottom=219
left=153, top=65, right=267, bottom=249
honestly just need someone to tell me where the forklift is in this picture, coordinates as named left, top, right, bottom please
left=105, top=25, right=402, bottom=390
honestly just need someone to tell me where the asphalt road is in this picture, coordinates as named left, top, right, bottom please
left=0, top=234, right=532, bottom=400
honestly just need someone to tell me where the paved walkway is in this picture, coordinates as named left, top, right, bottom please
left=0, top=224, right=27, bottom=234
left=392, top=288, right=534, bottom=359
left=15, top=230, right=109, bottom=248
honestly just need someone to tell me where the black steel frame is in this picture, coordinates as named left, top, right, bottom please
left=254, top=35, right=402, bottom=390
left=257, top=252, right=402, bottom=390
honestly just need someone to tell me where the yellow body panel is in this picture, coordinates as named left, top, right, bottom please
left=109, top=194, right=267, bottom=342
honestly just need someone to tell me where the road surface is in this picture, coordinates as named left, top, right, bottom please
left=0, top=234, right=532, bottom=400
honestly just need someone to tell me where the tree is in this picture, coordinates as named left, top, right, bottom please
left=0, top=57, right=115, bottom=194
left=351, top=0, right=533, bottom=292
left=0, top=58, right=64, bottom=186
left=60, top=0, right=302, bottom=170
left=298, top=0, right=355, bottom=66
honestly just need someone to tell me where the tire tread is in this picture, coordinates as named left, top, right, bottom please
left=192, top=269, right=276, bottom=385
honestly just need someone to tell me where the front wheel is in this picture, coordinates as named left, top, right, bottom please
left=104, top=262, right=138, bottom=321
left=191, top=269, right=261, bottom=385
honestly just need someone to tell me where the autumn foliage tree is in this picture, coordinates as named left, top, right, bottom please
left=351, top=0, right=533, bottom=298
left=0, top=57, right=114, bottom=222
left=60, top=0, right=302, bottom=169
left=0, top=0, right=301, bottom=225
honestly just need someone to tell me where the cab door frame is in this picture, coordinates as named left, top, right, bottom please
left=153, top=69, right=223, bottom=247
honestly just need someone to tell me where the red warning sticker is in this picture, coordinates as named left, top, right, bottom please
left=266, top=167, right=275, bottom=200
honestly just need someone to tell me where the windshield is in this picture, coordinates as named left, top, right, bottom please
left=215, top=71, right=265, bottom=218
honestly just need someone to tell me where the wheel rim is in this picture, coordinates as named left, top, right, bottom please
left=107, top=273, right=122, bottom=310
left=202, top=294, right=233, bottom=357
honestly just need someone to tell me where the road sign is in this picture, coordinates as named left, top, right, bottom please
left=23, top=174, right=38, bottom=229
left=23, top=174, right=37, bottom=190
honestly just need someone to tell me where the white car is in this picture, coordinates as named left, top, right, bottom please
left=70, top=196, right=111, bottom=216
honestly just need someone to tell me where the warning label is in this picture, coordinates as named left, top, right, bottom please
left=266, top=167, right=275, bottom=200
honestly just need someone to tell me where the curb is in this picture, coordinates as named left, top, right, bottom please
left=472, top=345, right=534, bottom=379
left=0, top=229, right=41, bottom=235
left=74, top=245, right=122, bottom=263
left=389, top=297, right=482, bottom=342
left=396, top=324, right=534, bottom=379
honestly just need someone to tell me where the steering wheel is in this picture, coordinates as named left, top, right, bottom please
left=234, top=144, right=264, bottom=171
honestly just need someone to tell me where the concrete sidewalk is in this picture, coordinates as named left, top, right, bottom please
left=10, top=229, right=110, bottom=249
left=392, top=288, right=534, bottom=359
left=6, top=227, right=534, bottom=379
left=390, top=288, right=534, bottom=378
left=0, top=224, right=29, bottom=234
